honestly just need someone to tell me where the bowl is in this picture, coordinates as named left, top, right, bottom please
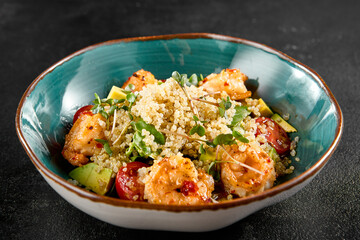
left=16, top=33, right=343, bottom=232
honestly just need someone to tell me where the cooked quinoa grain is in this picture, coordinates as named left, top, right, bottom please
left=64, top=69, right=299, bottom=203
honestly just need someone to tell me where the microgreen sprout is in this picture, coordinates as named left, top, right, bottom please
left=95, top=139, right=113, bottom=156
left=124, top=83, right=135, bottom=92
left=189, top=115, right=206, bottom=137
left=229, top=105, right=250, bottom=129
left=125, top=119, right=165, bottom=159
left=171, top=71, right=200, bottom=119
left=191, top=98, right=219, bottom=107
left=207, top=161, right=221, bottom=181
left=91, top=93, right=123, bottom=129
left=161, top=129, right=258, bottom=174
left=218, top=96, right=232, bottom=118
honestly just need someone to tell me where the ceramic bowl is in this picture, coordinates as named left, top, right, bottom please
left=16, top=33, right=343, bottom=232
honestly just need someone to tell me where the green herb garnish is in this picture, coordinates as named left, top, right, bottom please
left=95, top=139, right=113, bottom=156
left=212, top=133, right=237, bottom=146
left=232, top=130, right=250, bottom=143
left=189, top=115, right=206, bottom=137
left=124, top=83, right=135, bottom=92
left=229, top=105, right=250, bottom=129
left=199, top=143, right=205, bottom=154
left=207, top=161, right=221, bottom=182
left=126, top=119, right=165, bottom=159
left=171, top=71, right=201, bottom=87
left=209, top=131, right=249, bottom=147
left=134, top=119, right=166, bottom=145
left=218, top=96, right=232, bottom=118
left=132, top=131, right=152, bottom=157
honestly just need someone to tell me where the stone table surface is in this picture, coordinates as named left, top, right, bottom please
left=1, top=0, right=359, bottom=239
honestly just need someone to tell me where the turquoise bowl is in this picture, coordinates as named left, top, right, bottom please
left=16, top=33, right=343, bottom=231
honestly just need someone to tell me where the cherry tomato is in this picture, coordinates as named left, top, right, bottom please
left=255, top=117, right=291, bottom=155
left=73, top=105, right=93, bottom=124
left=115, top=161, right=149, bottom=201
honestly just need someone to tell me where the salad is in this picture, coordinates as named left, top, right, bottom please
left=62, top=69, right=298, bottom=205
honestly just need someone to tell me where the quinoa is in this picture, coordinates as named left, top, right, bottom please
left=65, top=69, right=300, bottom=203
left=90, top=74, right=297, bottom=182
left=91, top=78, right=298, bottom=175
left=93, top=78, right=242, bottom=172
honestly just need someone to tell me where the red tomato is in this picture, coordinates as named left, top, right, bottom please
left=73, top=105, right=93, bottom=124
left=115, top=162, right=149, bottom=201
left=255, top=117, right=291, bottom=155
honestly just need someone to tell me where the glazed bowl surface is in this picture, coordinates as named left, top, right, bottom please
left=16, top=33, right=342, bottom=232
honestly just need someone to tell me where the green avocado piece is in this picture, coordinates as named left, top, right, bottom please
left=69, top=162, right=96, bottom=185
left=268, top=146, right=279, bottom=162
left=199, top=149, right=216, bottom=163
left=258, top=98, right=274, bottom=117
left=271, top=113, right=297, bottom=133
left=69, top=162, right=114, bottom=195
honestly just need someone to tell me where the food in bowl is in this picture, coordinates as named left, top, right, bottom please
left=62, top=68, right=299, bottom=205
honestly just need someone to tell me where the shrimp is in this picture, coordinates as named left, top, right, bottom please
left=141, top=156, right=214, bottom=205
left=62, top=113, right=106, bottom=166
left=122, top=69, right=158, bottom=91
left=220, top=142, right=276, bottom=197
left=200, top=69, right=251, bottom=100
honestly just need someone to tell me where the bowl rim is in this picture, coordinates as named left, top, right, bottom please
left=15, top=33, right=343, bottom=212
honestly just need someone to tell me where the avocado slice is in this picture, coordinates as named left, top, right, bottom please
left=107, top=86, right=127, bottom=100
left=258, top=98, right=274, bottom=117
left=271, top=113, right=297, bottom=133
left=199, top=149, right=216, bottom=163
left=268, top=146, right=279, bottom=162
left=69, top=162, right=114, bottom=195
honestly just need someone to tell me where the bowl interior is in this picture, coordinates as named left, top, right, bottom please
left=19, top=36, right=340, bottom=187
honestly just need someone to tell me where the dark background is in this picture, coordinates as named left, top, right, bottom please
left=2, top=0, right=359, bottom=239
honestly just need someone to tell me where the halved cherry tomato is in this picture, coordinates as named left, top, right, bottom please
left=115, top=161, right=149, bottom=201
left=73, top=105, right=93, bottom=124
left=255, top=117, right=291, bottom=155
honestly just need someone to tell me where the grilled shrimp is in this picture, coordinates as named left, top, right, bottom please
left=62, top=113, right=106, bottom=166
left=200, top=69, right=251, bottom=100
left=221, top=142, right=276, bottom=197
left=141, top=156, right=214, bottom=205
left=122, top=69, right=158, bottom=91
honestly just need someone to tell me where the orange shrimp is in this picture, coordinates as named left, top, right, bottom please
left=122, top=69, right=158, bottom=92
left=141, top=156, right=214, bottom=205
left=62, top=113, right=106, bottom=166
left=200, top=69, right=251, bottom=100
left=221, top=142, right=276, bottom=197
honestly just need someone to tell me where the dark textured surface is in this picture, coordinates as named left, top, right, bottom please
left=2, top=0, right=358, bottom=239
